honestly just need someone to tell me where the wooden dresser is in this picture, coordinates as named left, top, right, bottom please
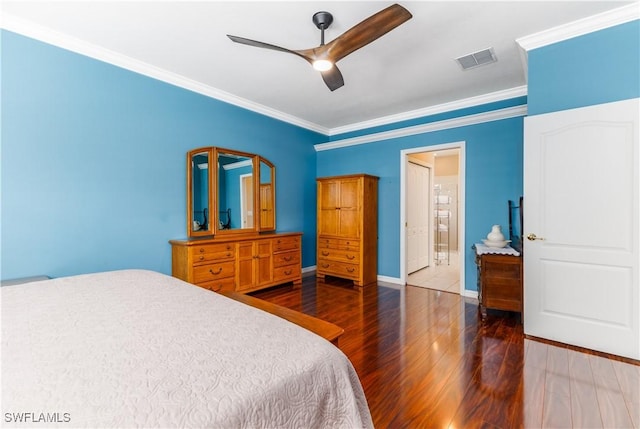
left=316, top=174, right=378, bottom=287
left=475, top=250, right=523, bottom=320
left=170, top=232, right=302, bottom=294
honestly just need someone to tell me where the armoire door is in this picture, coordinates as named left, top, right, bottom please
left=318, top=177, right=361, bottom=238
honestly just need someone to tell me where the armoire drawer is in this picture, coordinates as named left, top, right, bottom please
left=193, top=261, right=235, bottom=284
left=273, top=250, right=300, bottom=268
left=317, top=259, right=360, bottom=280
left=318, top=237, right=360, bottom=251
left=318, top=248, right=359, bottom=263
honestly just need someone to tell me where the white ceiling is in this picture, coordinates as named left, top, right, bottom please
left=2, top=1, right=636, bottom=134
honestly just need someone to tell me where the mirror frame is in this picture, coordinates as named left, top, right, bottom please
left=258, top=156, right=276, bottom=232
left=187, top=147, right=215, bottom=237
left=186, top=146, right=276, bottom=237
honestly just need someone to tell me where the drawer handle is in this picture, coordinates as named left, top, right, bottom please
left=199, top=248, right=205, bottom=253
left=209, top=268, right=223, bottom=275
left=199, top=255, right=205, bottom=261
left=321, top=264, right=330, bottom=268
left=284, top=256, right=292, bottom=261
left=346, top=267, right=355, bottom=273
left=226, top=245, right=231, bottom=250
left=226, top=252, right=232, bottom=258
left=346, top=255, right=355, bottom=260
left=321, top=251, right=329, bottom=256
left=284, top=269, right=292, bottom=275
left=277, top=239, right=281, bottom=243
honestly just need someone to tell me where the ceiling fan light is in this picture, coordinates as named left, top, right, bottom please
left=312, top=59, right=333, bottom=71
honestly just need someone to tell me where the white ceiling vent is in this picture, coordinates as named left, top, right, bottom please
left=456, top=48, right=497, bottom=70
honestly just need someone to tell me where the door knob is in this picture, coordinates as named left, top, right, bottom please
left=527, top=233, right=544, bottom=241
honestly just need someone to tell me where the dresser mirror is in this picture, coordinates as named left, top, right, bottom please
left=187, top=147, right=276, bottom=237
left=188, top=149, right=213, bottom=236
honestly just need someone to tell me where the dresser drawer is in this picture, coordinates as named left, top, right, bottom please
left=318, top=237, right=360, bottom=251
left=317, top=248, right=359, bottom=263
left=190, top=243, right=235, bottom=264
left=273, top=264, right=301, bottom=282
left=272, top=236, right=300, bottom=252
left=317, top=259, right=360, bottom=280
left=193, top=261, right=235, bottom=284
left=198, top=277, right=236, bottom=293
left=273, top=250, right=300, bottom=268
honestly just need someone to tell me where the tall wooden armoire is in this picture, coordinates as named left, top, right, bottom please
left=316, top=174, right=378, bottom=286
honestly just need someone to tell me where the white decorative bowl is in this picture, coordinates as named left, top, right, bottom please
left=482, top=239, right=511, bottom=248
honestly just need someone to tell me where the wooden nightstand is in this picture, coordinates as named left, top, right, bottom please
left=475, top=245, right=523, bottom=321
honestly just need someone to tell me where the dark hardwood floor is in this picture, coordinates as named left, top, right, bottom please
left=252, top=276, right=639, bottom=429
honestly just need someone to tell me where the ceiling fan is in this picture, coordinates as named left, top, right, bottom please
left=227, top=3, right=412, bottom=91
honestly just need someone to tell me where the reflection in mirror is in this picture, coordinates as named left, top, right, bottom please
left=259, top=158, right=275, bottom=231
left=191, top=152, right=210, bottom=233
left=218, top=152, right=254, bottom=230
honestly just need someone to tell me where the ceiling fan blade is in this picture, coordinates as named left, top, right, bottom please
left=321, top=66, right=344, bottom=91
left=227, top=34, right=298, bottom=55
left=320, top=3, right=412, bottom=63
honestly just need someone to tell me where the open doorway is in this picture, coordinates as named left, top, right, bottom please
left=400, top=143, right=465, bottom=294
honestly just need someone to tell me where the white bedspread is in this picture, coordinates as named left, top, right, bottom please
left=1, top=270, right=372, bottom=428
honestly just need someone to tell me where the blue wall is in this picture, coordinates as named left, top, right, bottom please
left=317, top=116, right=524, bottom=291
left=4, top=18, right=635, bottom=291
left=528, top=20, right=640, bottom=115
left=1, top=30, right=324, bottom=280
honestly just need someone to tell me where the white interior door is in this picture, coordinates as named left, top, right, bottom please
left=524, top=98, right=639, bottom=360
left=407, top=161, right=431, bottom=274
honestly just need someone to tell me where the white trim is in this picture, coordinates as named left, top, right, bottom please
left=3, top=5, right=636, bottom=138
left=516, top=3, right=640, bottom=52
left=400, top=142, right=467, bottom=294
left=0, top=13, right=330, bottom=135
left=377, top=275, right=404, bottom=286
left=301, top=266, right=317, bottom=276
left=329, top=86, right=527, bottom=136
left=315, top=105, right=527, bottom=152
left=461, top=290, right=479, bottom=300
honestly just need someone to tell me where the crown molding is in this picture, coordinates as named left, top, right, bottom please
left=315, top=105, right=527, bottom=152
left=0, top=13, right=331, bottom=135
left=516, top=3, right=639, bottom=52
left=329, top=86, right=528, bottom=136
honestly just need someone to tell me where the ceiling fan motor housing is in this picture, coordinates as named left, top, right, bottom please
left=312, top=11, right=333, bottom=30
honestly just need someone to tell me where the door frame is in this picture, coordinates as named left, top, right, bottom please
left=400, top=141, right=466, bottom=293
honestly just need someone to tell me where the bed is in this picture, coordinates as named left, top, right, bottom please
left=1, top=269, right=373, bottom=428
